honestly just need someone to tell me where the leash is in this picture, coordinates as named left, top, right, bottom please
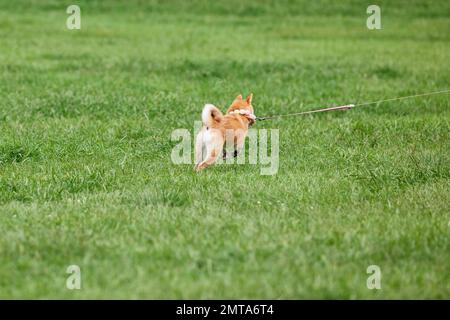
left=256, top=89, right=450, bottom=121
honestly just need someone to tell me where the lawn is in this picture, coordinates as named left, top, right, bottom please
left=0, top=0, right=449, bottom=299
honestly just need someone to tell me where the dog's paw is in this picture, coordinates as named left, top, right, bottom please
left=194, top=163, right=204, bottom=172
left=223, top=150, right=239, bottom=159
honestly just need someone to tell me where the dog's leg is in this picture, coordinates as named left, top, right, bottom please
left=194, top=130, right=205, bottom=169
left=234, top=130, right=246, bottom=157
left=222, top=129, right=236, bottom=160
left=196, top=132, right=224, bottom=171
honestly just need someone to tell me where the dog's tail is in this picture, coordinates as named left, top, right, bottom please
left=201, top=104, right=223, bottom=127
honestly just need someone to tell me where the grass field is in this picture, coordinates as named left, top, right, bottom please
left=0, top=0, right=449, bottom=299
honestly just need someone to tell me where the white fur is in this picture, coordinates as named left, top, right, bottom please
left=201, top=104, right=216, bottom=127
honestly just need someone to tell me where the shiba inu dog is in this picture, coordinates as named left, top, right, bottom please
left=195, top=93, right=256, bottom=171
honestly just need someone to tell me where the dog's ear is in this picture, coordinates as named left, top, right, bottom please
left=235, top=94, right=243, bottom=101
left=246, top=93, right=253, bottom=104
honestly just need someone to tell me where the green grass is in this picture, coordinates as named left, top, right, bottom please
left=0, top=0, right=449, bottom=299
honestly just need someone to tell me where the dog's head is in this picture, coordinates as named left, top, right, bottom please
left=226, top=93, right=255, bottom=125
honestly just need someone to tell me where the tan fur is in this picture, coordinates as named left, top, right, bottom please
left=195, top=93, right=255, bottom=171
